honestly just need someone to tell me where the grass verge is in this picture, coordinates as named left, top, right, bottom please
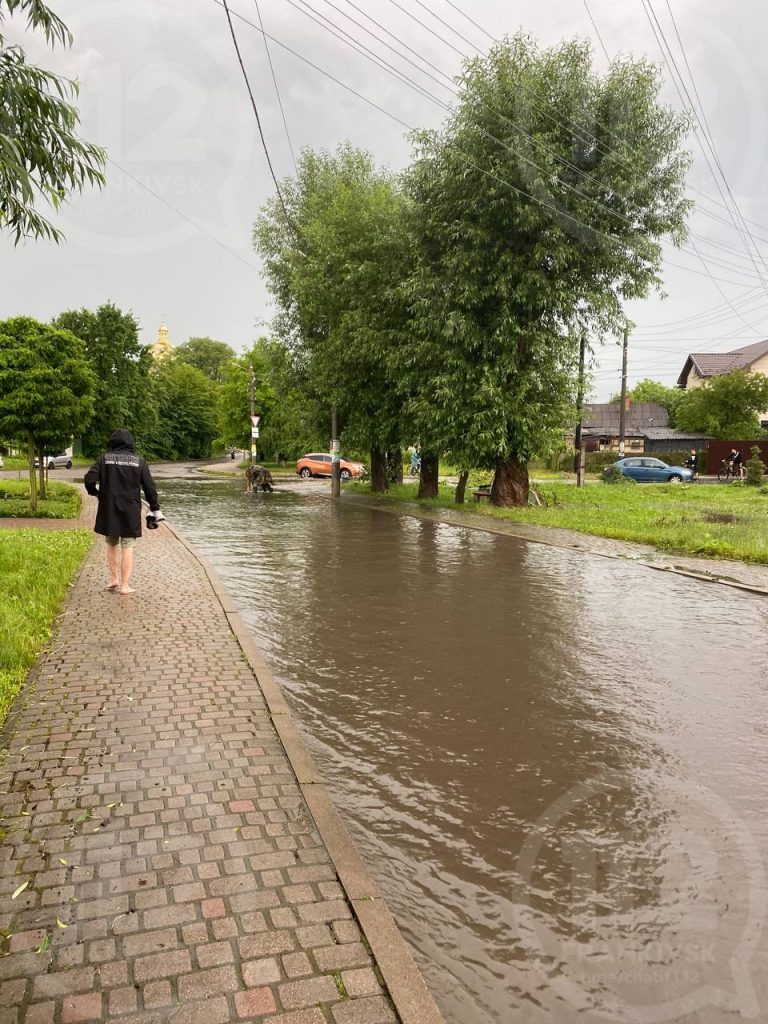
left=1, top=456, right=90, bottom=472
left=0, top=480, right=81, bottom=519
left=0, top=529, right=93, bottom=726
left=351, top=480, right=768, bottom=564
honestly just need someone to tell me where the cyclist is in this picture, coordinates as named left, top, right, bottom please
left=729, top=448, right=744, bottom=480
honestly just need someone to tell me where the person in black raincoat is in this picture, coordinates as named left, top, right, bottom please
left=84, top=429, right=164, bottom=595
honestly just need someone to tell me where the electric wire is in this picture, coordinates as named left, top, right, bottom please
left=252, top=0, right=767, bottom=288
left=640, top=0, right=768, bottom=289
left=254, top=0, right=298, bottom=174
left=107, top=158, right=260, bottom=272
left=220, top=0, right=295, bottom=233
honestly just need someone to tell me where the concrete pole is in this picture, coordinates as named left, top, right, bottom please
left=575, top=332, right=586, bottom=487
left=618, top=326, right=629, bottom=459
left=331, top=407, right=341, bottom=499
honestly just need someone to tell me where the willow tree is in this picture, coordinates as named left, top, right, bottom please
left=0, top=0, right=105, bottom=243
left=254, top=144, right=411, bottom=491
left=404, top=34, right=690, bottom=505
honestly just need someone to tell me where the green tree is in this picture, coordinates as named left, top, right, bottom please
left=147, top=360, right=219, bottom=460
left=53, top=303, right=155, bottom=456
left=675, top=370, right=768, bottom=439
left=0, top=316, right=95, bottom=510
left=0, top=0, right=105, bottom=243
left=174, top=336, right=235, bottom=384
left=628, top=379, right=682, bottom=426
left=254, top=144, right=411, bottom=490
left=745, top=445, right=766, bottom=486
left=403, top=34, right=690, bottom=504
left=217, top=343, right=276, bottom=453
left=250, top=338, right=326, bottom=460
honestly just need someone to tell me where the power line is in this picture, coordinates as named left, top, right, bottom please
left=640, top=0, right=768, bottom=293
left=212, top=0, right=767, bottom=296
left=265, top=0, right=768, bottom=289
left=580, top=0, right=610, bottom=61
left=254, top=0, right=298, bottom=174
left=107, top=158, right=260, bottom=272
left=220, top=0, right=295, bottom=232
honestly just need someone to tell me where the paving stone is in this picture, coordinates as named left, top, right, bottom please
left=233, top=987, right=277, bottom=1018
left=331, top=996, right=398, bottom=1024
left=242, top=957, right=281, bottom=987
left=0, top=521, right=418, bottom=1024
left=340, top=969, right=381, bottom=998
left=278, top=975, right=340, bottom=1009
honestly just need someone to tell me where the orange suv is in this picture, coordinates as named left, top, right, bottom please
left=295, top=453, right=366, bottom=479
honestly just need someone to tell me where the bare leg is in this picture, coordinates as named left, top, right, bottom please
left=119, top=547, right=135, bottom=594
left=106, top=544, right=120, bottom=589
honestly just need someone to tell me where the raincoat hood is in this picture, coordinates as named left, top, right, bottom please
left=107, top=429, right=136, bottom=452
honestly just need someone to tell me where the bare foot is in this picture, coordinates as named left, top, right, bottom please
left=106, top=581, right=119, bottom=590
left=118, top=587, right=136, bottom=596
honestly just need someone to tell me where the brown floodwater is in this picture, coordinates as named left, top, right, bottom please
left=159, top=477, right=768, bottom=1024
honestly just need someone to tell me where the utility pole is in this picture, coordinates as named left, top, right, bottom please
left=249, top=365, right=257, bottom=463
left=331, top=407, right=341, bottom=499
left=574, top=332, right=587, bottom=487
left=618, top=325, right=629, bottom=459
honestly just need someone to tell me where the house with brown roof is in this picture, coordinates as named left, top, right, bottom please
left=677, top=339, right=768, bottom=389
left=581, top=401, right=711, bottom=454
left=677, top=339, right=768, bottom=427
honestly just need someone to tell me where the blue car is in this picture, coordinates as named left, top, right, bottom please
left=609, top=457, right=694, bottom=483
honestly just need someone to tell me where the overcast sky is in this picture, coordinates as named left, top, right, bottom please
left=3, top=0, right=768, bottom=400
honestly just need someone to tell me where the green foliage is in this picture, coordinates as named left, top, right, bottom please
left=629, top=379, right=683, bottom=426
left=402, top=34, right=690, bottom=485
left=173, top=336, right=235, bottom=384
left=0, top=479, right=80, bottom=517
left=745, top=446, right=766, bottom=486
left=254, top=144, right=411, bottom=457
left=0, top=316, right=95, bottom=451
left=146, top=360, right=219, bottom=460
left=0, top=528, right=91, bottom=725
left=675, top=370, right=768, bottom=439
left=217, top=342, right=277, bottom=451
left=602, top=464, right=636, bottom=485
left=0, top=0, right=105, bottom=243
left=52, top=303, right=155, bottom=456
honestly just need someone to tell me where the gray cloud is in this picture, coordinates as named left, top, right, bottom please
left=2, top=0, right=767, bottom=399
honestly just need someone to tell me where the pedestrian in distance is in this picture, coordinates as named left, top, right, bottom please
left=685, top=448, right=698, bottom=480
left=84, top=429, right=165, bottom=595
left=729, top=447, right=745, bottom=480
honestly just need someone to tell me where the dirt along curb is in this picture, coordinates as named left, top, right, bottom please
left=348, top=493, right=768, bottom=598
left=164, top=519, right=446, bottom=1024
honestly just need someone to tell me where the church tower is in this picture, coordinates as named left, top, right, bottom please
left=151, top=321, right=173, bottom=360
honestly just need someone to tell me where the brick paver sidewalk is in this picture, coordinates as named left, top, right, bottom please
left=0, top=525, right=437, bottom=1024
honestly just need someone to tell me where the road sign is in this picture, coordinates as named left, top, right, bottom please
left=251, top=426, right=260, bottom=439
left=251, top=415, right=260, bottom=427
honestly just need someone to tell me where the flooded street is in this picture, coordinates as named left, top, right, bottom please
left=159, top=477, right=768, bottom=1024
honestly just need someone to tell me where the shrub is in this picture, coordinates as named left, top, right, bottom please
left=745, top=446, right=766, bottom=486
left=602, top=465, right=636, bottom=485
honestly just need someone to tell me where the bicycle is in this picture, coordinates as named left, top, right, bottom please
left=717, top=459, right=744, bottom=483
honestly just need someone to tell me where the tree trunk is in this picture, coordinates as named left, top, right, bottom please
left=28, top=434, right=37, bottom=512
left=370, top=445, right=388, bottom=493
left=455, top=470, right=469, bottom=504
left=37, top=443, right=47, bottom=500
left=386, top=449, right=403, bottom=484
left=490, top=454, right=529, bottom=507
left=418, top=452, right=439, bottom=498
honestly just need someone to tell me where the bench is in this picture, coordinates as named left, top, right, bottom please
left=472, top=488, right=492, bottom=503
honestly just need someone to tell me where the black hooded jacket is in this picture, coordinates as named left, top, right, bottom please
left=84, top=430, right=160, bottom=538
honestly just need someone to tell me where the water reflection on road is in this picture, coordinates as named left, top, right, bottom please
left=159, top=477, right=768, bottom=1024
